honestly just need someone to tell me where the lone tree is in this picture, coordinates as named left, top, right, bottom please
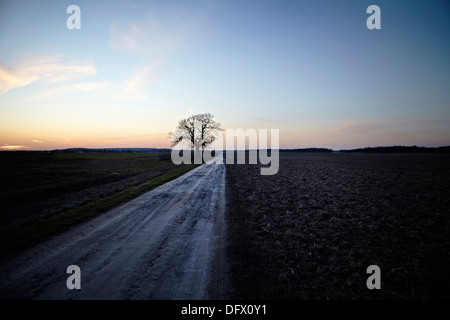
left=169, top=113, right=223, bottom=162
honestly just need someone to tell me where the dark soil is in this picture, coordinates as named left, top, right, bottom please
left=225, top=153, right=450, bottom=299
left=0, top=152, right=178, bottom=232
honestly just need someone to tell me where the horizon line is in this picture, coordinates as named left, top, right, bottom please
left=2, top=145, right=450, bottom=152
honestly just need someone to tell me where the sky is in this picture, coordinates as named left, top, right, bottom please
left=0, top=0, right=449, bottom=150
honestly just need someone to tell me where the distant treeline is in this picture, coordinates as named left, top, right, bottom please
left=279, top=148, right=333, bottom=153
left=44, top=147, right=333, bottom=153
left=341, top=146, right=450, bottom=153
left=55, top=148, right=172, bottom=153
left=2, top=146, right=450, bottom=154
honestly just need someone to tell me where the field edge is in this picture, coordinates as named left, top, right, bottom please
left=0, top=164, right=200, bottom=261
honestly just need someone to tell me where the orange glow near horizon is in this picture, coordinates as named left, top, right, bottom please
left=0, top=131, right=174, bottom=151
left=0, top=145, right=29, bottom=150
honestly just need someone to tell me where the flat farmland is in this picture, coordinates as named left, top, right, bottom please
left=0, top=152, right=197, bottom=259
left=226, top=153, right=450, bottom=299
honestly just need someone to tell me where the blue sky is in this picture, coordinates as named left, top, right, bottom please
left=1, top=0, right=449, bottom=150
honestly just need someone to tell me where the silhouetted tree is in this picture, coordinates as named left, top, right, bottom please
left=169, top=113, right=223, bottom=161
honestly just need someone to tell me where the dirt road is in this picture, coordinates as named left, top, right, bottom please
left=0, top=160, right=229, bottom=300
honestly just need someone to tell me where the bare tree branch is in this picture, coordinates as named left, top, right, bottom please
left=169, top=113, right=223, bottom=150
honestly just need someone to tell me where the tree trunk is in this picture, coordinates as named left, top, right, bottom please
left=194, top=146, right=202, bottom=164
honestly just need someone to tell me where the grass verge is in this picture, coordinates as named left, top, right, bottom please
left=0, top=164, right=199, bottom=260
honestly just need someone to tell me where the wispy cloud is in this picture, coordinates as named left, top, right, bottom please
left=110, top=19, right=177, bottom=56
left=37, top=81, right=114, bottom=100
left=326, top=121, right=383, bottom=136
left=3, top=8, right=200, bottom=101
left=35, top=67, right=160, bottom=101
left=31, top=139, right=44, bottom=143
left=98, top=137, right=127, bottom=141
left=112, top=59, right=162, bottom=101
left=31, top=18, right=183, bottom=101
left=109, top=14, right=195, bottom=57
left=106, top=14, right=198, bottom=100
left=0, top=57, right=97, bottom=94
